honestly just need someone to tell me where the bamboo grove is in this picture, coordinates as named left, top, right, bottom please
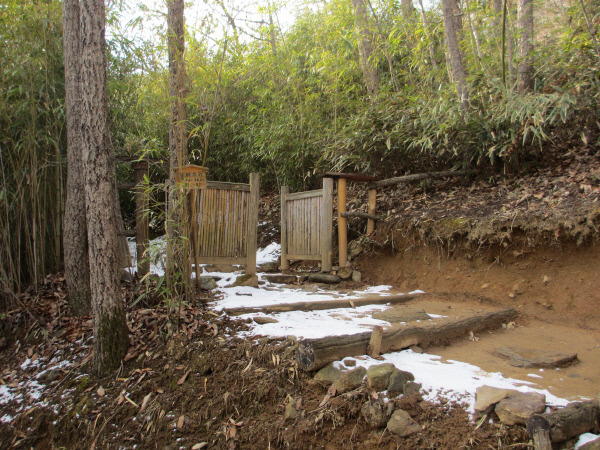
left=1, top=0, right=599, bottom=295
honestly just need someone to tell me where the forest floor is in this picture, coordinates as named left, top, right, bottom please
left=1, top=145, right=599, bottom=449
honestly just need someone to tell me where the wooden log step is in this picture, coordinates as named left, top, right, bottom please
left=295, top=307, right=518, bottom=371
left=224, top=293, right=423, bottom=316
left=526, top=401, right=600, bottom=444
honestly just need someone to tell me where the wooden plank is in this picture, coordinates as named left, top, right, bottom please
left=286, top=189, right=323, bottom=201
left=296, top=308, right=519, bottom=371
left=372, top=170, right=464, bottom=189
left=206, top=180, right=250, bottom=191
left=368, top=326, right=383, bottom=358
left=225, top=292, right=422, bottom=316
left=281, top=187, right=289, bottom=270
left=321, top=177, right=333, bottom=272
left=246, top=173, right=259, bottom=275
left=367, top=188, right=377, bottom=235
left=190, top=189, right=201, bottom=287
left=337, top=177, right=348, bottom=267
left=321, top=172, right=382, bottom=183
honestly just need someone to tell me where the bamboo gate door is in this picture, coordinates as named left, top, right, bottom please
left=189, top=173, right=259, bottom=276
left=280, top=178, right=334, bottom=272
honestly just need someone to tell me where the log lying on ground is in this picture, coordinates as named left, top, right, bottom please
left=225, top=293, right=423, bottom=316
left=371, top=170, right=465, bottom=189
left=296, top=307, right=517, bottom=371
left=526, top=401, right=600, bottom=444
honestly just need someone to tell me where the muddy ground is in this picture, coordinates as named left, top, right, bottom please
left=1, top=146, right=599, bottom=448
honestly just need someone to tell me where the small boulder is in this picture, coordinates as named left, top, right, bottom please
left=367, top=363, right=397, bottom=391
left=387, top=409, right=421, bottom=437
left=349, top=241, right=364, bottom=259
left=307, top=273, right=341, bottom=284
left=263, top=274, right=298, bottom=284
left=580, top=436, right=600, bottom=450
left=337, top=267, right=353, bottom=280
left=492, top=346, right=578, bottom=369
left=284, top=401, right=298, bottom=421
left=230, top=274, right=259, bottom=288
left=199, top=276, right=217, bottom=290
left=474, top=386, right=516, bottom=414
left=495, top=392, right=546, bottom=425
left=259, top=262, right=279, bottom=273
left=403, top=381, right=422, bottom=396
left=361, top=399, right=394, bottom=428
left=253, top=316, right=279, bottom=325
left=343, top=358, right=356, bottom=367
left=332, top=366, right=367, bottom=394
left=351, top=270, right=362, bottom=283
left=314, top=363, right=343, bottom=384
left=388, top=370, right=415, bottom=394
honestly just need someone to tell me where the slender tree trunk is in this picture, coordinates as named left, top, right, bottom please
left=441, top=0, right=469, bottom=109
left=417, top=0, right=440, bottom=71
left=80, top=0, right=129, bottom=376
left=351, top=0, right=379, bottom=96
left=62, top=0, right=91, bottom=316
left=166, top=0, right=189, bottom=298
left=518, top=0, right=534, bottom=92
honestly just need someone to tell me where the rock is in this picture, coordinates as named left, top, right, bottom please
left=230, top=274, right=259, bottom=288
left=120, top=268, right=134, bottom=283
left=388, top=370, right=415, bottom=394
left=387, top=409, right=421, bottom=437
left=409, top=345, right=423, bottom=354
left=259, top=262, right=279, bottom=273
left=349, top=240, right=364, bottom=259
left=493, top=346, right=578, bottom=368
left=284, top=401, right=298, bottom=421
left=314, top=363, right=343, bottom=384
left=474, top=386, right=516, bottom=413
left=253, top=316, right=279, bottom=324
left=361, top=399, right=394, bottom=428
left=199, top=276, right=217, bottom=290
left=367, top=363, right=397, bottom=391
left=307, top=273, right=341, bottom=284
left=372, top=307, right=431, bottom=323
left=263, top=274, right=298, bottom=284
left=204, top=264, right=238, bottom=273
left=403, top=381, right=422, bottom=396
left=495, top=392, right=546, bottom=425
left=351, top=270, right=362, bottom=283
left=332, top=366, right=367, bottom=394
left=337, top=267, right=353, bottom=280
left=343, top=359, right=356, bottom=367
left=580, top=436, right=600, bottom=450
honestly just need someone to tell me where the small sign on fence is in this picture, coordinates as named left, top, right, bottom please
left=175, top=164, right=208, bottom=189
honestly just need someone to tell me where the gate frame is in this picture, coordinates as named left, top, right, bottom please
left=280, top=177, right=333, bottom=272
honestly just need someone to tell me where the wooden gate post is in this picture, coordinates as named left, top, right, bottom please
left=367, top=187, right=377, bottom=235
left=246, top=173, right=259, bottom=275
left=321, top=178, right=333, bottom=272
left=132, top=161, right=149, bottom=277
left=280, top=186, right=290, bottom=271
left=337, top=177, right=348, bottom=267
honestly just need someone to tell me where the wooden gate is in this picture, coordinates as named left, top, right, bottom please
left=280, top=178, right=333, bottom=271
left=189, top=173, right=259, bottom=274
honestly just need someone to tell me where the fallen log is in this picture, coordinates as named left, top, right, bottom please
left=296, top=307, right=517, bottom=371
left=340, top=211, right=383, bottom=221
left=526, top=401, right=600, bottom=444
left=225, top=293, right=423, bottom=316
left=371, top=170, right=464, bottom=189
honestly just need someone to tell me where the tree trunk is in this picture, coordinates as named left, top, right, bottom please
left=351, top=0, right=379, bottom=96
left=62, top=0, right=91, bottom=316
left=80, top=0, right=129, bottom=376
left=518, top=0, right=534, bottom=92
left=166, top=0, right=189, bottom=298
left=417, top=0, right=441, bottom=71
left=441, top=0, right=469, bottom=109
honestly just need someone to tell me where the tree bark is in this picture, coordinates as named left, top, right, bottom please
left=166, top=0, right=189, bottom=298
left=62, top=0, right=91, bottom=316
left=296, top=308, right=518, bottom=371
left=441, top=0, right=469, bottom=109
left=526, top=401, right=600, bottom=443
left=517, top=0, right=534, bottom=92
left=80, top=0, right=129, bottom=376
left=351, top=0, right=379, bottom=96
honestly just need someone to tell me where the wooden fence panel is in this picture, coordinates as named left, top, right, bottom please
left=190, top=174, right=258, bottom=274
left=280, top=178, right=333, bottom=271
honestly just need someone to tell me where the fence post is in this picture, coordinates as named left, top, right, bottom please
left=132, top=161, right=149, bottom=277
left=321, top=177, right=333, bottom=272
left=246, top=173, right=259, bottom=275
left=337, top=177, right=348, bottom=267
left=280, top=186, right=290, bottom=270
left=367, top=187, right=377, bottom=235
